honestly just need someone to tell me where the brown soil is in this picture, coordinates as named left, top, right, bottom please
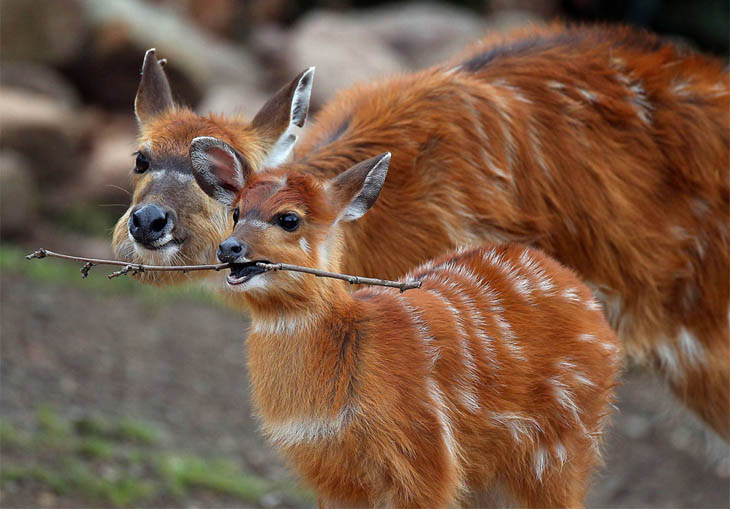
left=1, top=271, right=728, bottom=508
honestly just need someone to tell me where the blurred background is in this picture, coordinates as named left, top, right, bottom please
left=1, top=0, right=728, bottom=507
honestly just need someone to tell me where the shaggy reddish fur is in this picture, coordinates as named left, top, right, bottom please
left=213, top=169, right=620, bottom=506
left=113, top=24, right=730, bottom=439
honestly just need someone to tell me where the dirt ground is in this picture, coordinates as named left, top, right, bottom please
left=1, top=265, right=729, bottom=508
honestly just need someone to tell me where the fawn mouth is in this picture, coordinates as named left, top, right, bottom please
left=227, top=260, right=269, bottom=285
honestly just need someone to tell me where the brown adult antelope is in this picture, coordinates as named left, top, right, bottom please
left=113, top=25, right=730, bottom=439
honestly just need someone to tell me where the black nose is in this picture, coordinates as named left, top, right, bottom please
left=218, top=238, right=246, bottom=263
left=129, top=204, right=173, bottom=246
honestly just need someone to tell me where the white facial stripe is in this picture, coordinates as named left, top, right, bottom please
left=241, top=218, right=269, bottom=230
left=149, top=170, right=194, bottom=184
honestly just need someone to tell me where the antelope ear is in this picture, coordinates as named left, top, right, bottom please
left=251, top=67, right=315, bottom=168
left=190, top=137, right=251, bottom=206
left=328, top=153, right=391, bottom=222
left=135, top=48, right=174, bottom=125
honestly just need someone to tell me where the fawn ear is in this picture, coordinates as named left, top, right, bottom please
left=135, top=48, right=174, bottom=125
left=329, top=153, right=391, bottom=222
left=251, top=67, right=315, bottom=168
left=190, top=137, right=251, bottom=206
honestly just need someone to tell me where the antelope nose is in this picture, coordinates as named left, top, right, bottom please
left=129, top=204, right=172, bottom=245
left=218, top=238, right=246, bottom=263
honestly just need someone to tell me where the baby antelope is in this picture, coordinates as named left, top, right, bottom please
left=190, top=140, right=621, bottom=507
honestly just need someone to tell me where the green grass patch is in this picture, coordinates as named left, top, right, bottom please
left=1, top=465, right=69, bottom=494
left=1, top=407, right=310, bottom=507
left=158, top=455, right=270, bottom=501
left=0, top=419, right=28, bottom=448
left=67, top=461, right=157, bottom=507
left=77, top=436, right=114, bottom=459
left=114, top=418, right=161, bottom=446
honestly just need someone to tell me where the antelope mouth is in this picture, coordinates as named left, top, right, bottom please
left=227, top=260, right=269, bottom=286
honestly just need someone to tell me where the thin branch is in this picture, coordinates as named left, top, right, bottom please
left=257, top=262, right=422, bottom=291
left=25, top=248, right=422, bottom=292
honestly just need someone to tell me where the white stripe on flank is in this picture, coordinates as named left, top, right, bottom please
left=482, top=251, right=534, bottom=302
left=426, top=273, right=501, bottom=373
left=558, top=359, right=596, bottom=388
left=528, top=125, right=552, bottom=179
left=554, top=442, right=568, bottom=466
left=490, top=88, right=517, bottom=173
left=490, top=412, right=542, bottom=444
left=427, top=379, right=459, bottom=471
left=493, top=79, right=532, bottom=104
left=534, top=446, right=549, bottom=481
left=519, top=249, right=555, bottom=293
left=484, top=286, right=527, bottom=362
left=562, top=287, right=581, bottom=303
left=547, top=80, right=566, bottom=90
left=577, top=88, right=597, bottom=102
left=396, top=294, right=440, bottom=368
left=585, top=297, right=602, bottom=311
left=550, top=376, right=581, bottom=423
left=428, top=287, right=481, bottom=413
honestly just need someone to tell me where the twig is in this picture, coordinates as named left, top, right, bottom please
left=25, top=248, right=422, bottom=292
left=256, top=262, right=422, bottom=291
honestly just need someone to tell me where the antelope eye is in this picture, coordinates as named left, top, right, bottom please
left=134, top=152, right=150, bottom=174
left=277, top=212, right=300, bottom=232
left=232, top=208, right=240, bottom=226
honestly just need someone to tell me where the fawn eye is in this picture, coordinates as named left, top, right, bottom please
left=134, top=152, right=150, bottom=174
left=277, top=212, right=300, bottom=232
left=232, top=208, right=240, bottom=226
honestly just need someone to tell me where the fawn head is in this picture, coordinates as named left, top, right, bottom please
left=189, top=136, right=390, bottom=298
left=111, top=49, right=314, bottom=284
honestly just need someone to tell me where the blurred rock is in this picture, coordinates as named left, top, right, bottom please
left=198, top=85, right=271, bottom=118
left=0, top=88, right=83, bottom=185
left=490, top=0, right=558, bottom=20
left=278, top=5, right=541, bottom=108
left=355, top=3, right=489, bottom=69
left=80, top=0, right=261, bottom=94
left=284, top=11, right=405, bottom=108
left=78, top=115, right=137, bottom=204
left=188, top=0, right=241, bottom=38
left=0, top=61, right=81, bottom=108
left=484, top=9, right=544, bottom=33
left=0, top=151, right=38, bottom=239
left=0, top=0, right=88, bottom=65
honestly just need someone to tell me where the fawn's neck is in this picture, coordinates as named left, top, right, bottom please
left=244, top=279, right=364, bottom=423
